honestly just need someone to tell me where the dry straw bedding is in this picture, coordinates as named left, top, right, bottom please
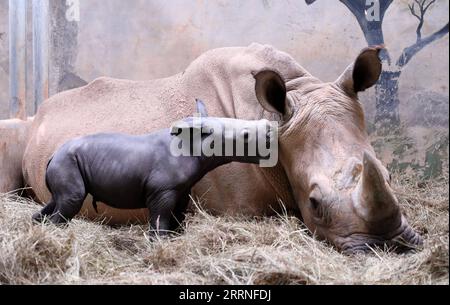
left=0, top=173, right=448, bottom=285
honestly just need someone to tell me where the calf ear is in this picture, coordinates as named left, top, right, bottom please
left=196, top=99, right=209, bottom=117
left=254, top=70, right=291, bottom=120
left=336, top=46, right=383, bottom=95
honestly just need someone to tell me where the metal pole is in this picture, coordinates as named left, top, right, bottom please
left=9, top=0, right=27, bottom=120
left=32, top=0, right=49, bottom=112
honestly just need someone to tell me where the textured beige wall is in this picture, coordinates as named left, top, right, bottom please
left=73, top=1, right=448, bottom=87
left=74, top=0, right=448, bottom=125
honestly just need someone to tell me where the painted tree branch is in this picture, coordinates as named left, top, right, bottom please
left=305, top=0, right=393, bottom=26
left=306, top=0, right=394, bottom=60
left=408, top=0, right=437, bottom=42
left=397, top=22, right=449, bottom=68
left=341, top=0, right=393, bottom=61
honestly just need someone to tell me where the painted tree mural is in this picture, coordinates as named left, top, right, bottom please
left=306, top=0, right=449, bottom=130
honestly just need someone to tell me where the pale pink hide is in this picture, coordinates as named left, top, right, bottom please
left=1, top=119, right=33, bottom=193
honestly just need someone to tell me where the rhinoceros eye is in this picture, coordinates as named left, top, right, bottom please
left=310, top=198, right=325, bottom=218
left=310, top=197, right=332, bottom=225
left=310, top=198, right=320, bottom=211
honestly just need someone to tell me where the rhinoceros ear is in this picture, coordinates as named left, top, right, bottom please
left=254, top=70, right=292, bottom=120
left=196, top=99, right=209, bottom=117
left=336, top=46, right=383, bottom=95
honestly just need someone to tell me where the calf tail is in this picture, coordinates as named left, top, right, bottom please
left=44, top=156, right=54, bottom=193
left=92, top=197, right=99, bottom=214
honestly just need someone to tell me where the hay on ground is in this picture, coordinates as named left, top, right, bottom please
left=0, top=173, right=448, bottom=285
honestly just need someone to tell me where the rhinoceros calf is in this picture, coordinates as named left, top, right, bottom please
left=32, top=100, right=276, bottom=236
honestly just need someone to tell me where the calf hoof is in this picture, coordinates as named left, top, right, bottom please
left=148, top=229, right=175, bottom=242
left=32, top=212, right=44, bottom=224
left=33, top=213, right=70, bottom=227
left=48, top=214, right=71, bottom=227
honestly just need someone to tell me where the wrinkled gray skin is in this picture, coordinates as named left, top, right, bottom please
left=32, top=100, right=274, bottom=237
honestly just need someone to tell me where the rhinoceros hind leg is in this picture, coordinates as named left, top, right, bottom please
left=48, top=192, right=87, bottom=225
left=45, top=167, right=87, bottom=225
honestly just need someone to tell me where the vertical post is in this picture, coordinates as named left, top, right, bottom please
left=9, top=0, right=27, bottom=120
left=32, top=0, right=49, bottom=112
left=48, top=0, right=85, bottom=96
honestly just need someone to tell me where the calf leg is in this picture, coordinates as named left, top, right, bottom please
left=49, top=193, right=86, bottom=225
left=44, top=158, right=87, bottom=226
left=32, top=200, right=57, bottom=223
left=146, top=191, right=179, bottom=238
left=170, top=194, right=190, bottom=232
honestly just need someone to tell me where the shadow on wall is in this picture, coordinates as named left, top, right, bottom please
left=367, top=90, right=449, bottom=181
left=364, top=88, right=449, bottom=180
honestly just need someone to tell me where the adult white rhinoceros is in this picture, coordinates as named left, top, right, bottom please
left=21, top=43, right=421, bottom=253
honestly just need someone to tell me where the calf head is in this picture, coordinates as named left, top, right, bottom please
left=171, top=100, right=277, bottom=165
left=254, top=46, right=422, bottom=254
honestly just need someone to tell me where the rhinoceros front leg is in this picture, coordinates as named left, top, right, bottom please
left=170, top=194, right=190, bottom=232
left=146, top=191, right=180, bottom=239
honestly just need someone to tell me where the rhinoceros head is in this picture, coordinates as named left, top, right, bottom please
left=254, top=46, right=422, bottom=254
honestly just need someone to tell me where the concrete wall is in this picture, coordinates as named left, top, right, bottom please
left=0, top=0, right=8, bottom=119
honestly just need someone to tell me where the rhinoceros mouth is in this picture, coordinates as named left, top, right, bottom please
left=339, top=226, right=423, bottom=255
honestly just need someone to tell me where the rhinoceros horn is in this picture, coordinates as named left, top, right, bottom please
left=354, top=151, right=398, bottom=222
left=354, top=152, right=424, bottom=248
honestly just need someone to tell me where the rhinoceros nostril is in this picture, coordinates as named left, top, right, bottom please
left=414, top=234, right=424, bottom=246
left=398, top=226, right=424, bottom=247
left=390, top=226, right=424, bottom=253
left=339, top=235, right=392, bottom=255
